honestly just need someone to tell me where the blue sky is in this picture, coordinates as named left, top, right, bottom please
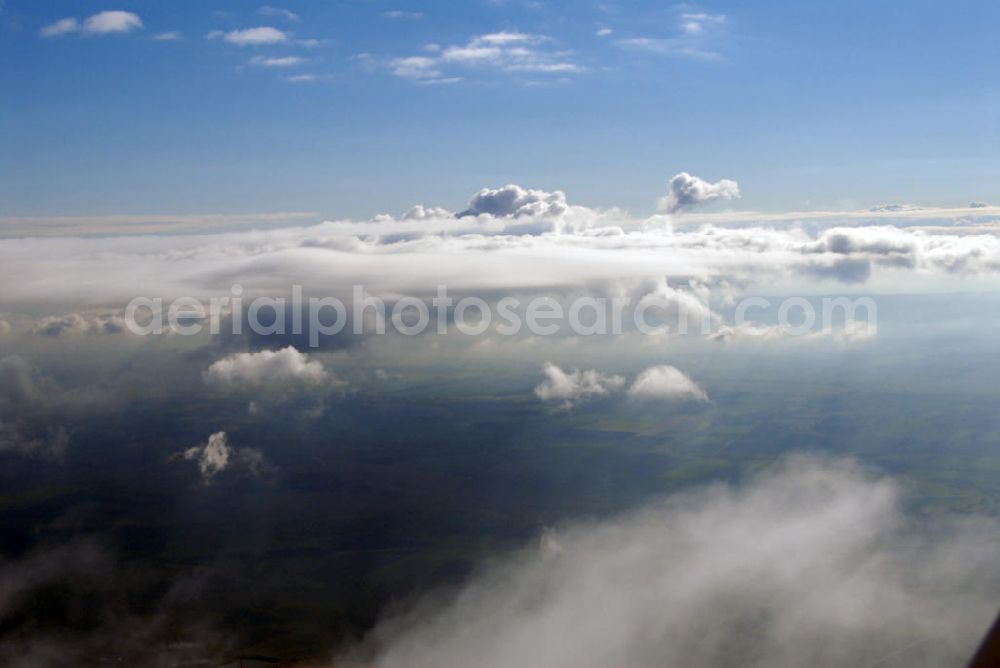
left=2, top=0, right=998, bottom=219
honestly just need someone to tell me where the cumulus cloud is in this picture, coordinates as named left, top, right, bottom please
left=83, top=10, right=142, bottom=34
left=203, top=346, right=333, bottom=391
left=459, top=184, right=569, bottom=218
left=627, top=364, right=708, bottom=401
left=176, top=431, right=267, bottom=484
left=211, top=26, right=288, bottom=46
left=534, top=362, right=625, bottom=409
left=353, top=455, right=1000, bottom=668
left=660, top=172, right=740, bottom=213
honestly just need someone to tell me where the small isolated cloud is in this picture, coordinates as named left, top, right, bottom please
left=153, top=31, right=181, bottom=41
left=381, top=10, right=424, bottom=20
left=39, top=17, right=78, bottom=37
left=356, top=455, right=1000, bottom=668
left=176, top=431, right=267, bottom=484
left=256, top=5, right=299, bottom=22
left=287, top=73, right=319, bottom=82
left=596, top=26, right=613, bottom=37
left=627, top=364, right=708, bottom=402
left=203, top=346, right=331, bottom=391
left=82, top=10, right=143, bottom=35
left=212, top=26, right=288, bottom=46
left=659, top=172, right=740, bottom=213
left=250, top=55, right=306, bottom=67
left=460, top=184, right=569, bottom=218
left=534, top=362, right=625, bottom=409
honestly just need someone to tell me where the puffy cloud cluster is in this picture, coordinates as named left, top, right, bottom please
left=176, top=431, right=266, bottom=484
left=660, top=172, right=741, bottom=213
left=459, top=184, right=569, bottom=219
left=31, top=312, right=126, bottom=337
left=535, top=363, right=707, bottom=408
left=534, top=363, right=626, bottom=409
left=355, top=456, right=1000, bottom=668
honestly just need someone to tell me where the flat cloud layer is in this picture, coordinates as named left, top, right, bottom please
left=353, top=456, right=1000, bottom=668
left=0, top=183, right=998, bottom=329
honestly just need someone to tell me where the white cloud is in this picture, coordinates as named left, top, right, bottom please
left=390, top=56, right=443, bottom=80
left=355, top=456, right=1000, bottom=668
left=250, top=55, right=306, bottom=67
left=402, top=205, right=455, bottom=220
left=460, top=184, right=569, bottom=218
left=2, top=184, right=1000, bottom=327
left=204, top=346, right=332, bottom=391
left=381, top=10, right=424, bottom=20
left=287, top=74, right=319, bottom=83
left=39, top=18, right=78, bottom=37
left=153, top=31, right=182, bottom=41
left=388, top=31, right=581, bottom=82
left=177, top=431, right=267, bottom=484
left=182, top=431, right=231, bottom=482
left=82, top=10, right=143, bottom=35
left=534, top=362, right=625, bottom=409
left=627, top=364, right=708, bottom=401
left=213, top=26, right=288, bottom=46
left=256, top=5, right=299, bottom=22
left=660, top=172, right=741, bottom=213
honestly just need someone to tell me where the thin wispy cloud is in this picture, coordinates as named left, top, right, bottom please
left=381, top=10, right=424, bottom=20
left=616, top=9, right=727, bottom=60
left=250, top=55, right=306, bottom=67
left=256, top=5, right=300, bottom=22
left=39, top=17, right=78, bottom=37
left=208, top=26, right=288, bottom=46
left=152, top=31, right=182, bottom=41
left=388, top=31, right=582, bottom=83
